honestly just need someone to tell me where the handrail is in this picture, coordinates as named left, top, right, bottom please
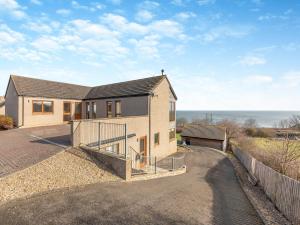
left=129, top=146, right=139, bottom=153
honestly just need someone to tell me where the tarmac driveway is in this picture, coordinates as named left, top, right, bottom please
left=0, top=125, right=70, bottom=177
left=0, top=146, right=263, bottom=225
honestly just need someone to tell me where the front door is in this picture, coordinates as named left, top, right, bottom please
left=75, top=102, right=82, bottom=120
left=63, top=102, right=71, bottom=122
left=139, top=136, right=147, bottom=168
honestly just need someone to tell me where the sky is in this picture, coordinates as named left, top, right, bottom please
left=0, top=0, right=300, bottom=110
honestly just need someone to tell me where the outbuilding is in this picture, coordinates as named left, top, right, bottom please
left=181, top=124, right=227, bottom=151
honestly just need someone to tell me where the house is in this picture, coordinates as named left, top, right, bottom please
left=5, top=74, right=177, bottom=158
left=0, top=96, right=4, bottom=115
left=181, top=124, right=227, bottom=151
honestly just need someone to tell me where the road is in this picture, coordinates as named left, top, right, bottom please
left=0, top=146, right=263, bottom=225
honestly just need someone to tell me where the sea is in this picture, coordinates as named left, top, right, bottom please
left=177, top=111, right=300, bottom=128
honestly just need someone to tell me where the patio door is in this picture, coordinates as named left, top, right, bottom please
left=63, top=102, right=71, bottom=122
left=139, top=136, right=147, bottom=168
left=75, top=102, right=82, bottom=120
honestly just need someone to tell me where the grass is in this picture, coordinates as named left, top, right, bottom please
left=252, top=137, right=300, bottom=153
left=176, top=133, right=182, bottom=141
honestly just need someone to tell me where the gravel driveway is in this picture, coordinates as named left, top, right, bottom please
left=0, top=146, right=263, bottom=225
left=0, top=125, right=70, bottom=177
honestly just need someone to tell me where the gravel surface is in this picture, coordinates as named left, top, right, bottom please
left=0, top=150, right=119, bottom=204
left=228, top=153, right=291, bottom=225
left=0, top=146, right=263, bottom=225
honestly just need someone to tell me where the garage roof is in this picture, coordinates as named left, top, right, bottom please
left=181, top=124, right=226, bottom=141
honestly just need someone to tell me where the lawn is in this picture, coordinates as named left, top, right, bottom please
left=176, top=133, right=182, bottom=141
left=235, top=136, right=300, bottom=180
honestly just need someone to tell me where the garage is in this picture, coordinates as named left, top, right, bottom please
left=181, top=124, right=227, bottom=151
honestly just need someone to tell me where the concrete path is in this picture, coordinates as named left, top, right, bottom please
left=0, top=125, right=70, bottom=177
left=0, top=146, right=263, bottom=225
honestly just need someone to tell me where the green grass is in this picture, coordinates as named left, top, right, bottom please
left=176, top=133, right=182, bottom=141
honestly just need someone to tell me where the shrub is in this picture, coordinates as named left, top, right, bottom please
left=0, top=115, right=13, bottom=129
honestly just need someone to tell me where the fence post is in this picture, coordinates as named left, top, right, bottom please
left=125, top=124, right=127, bottom=158
left=155, top=157, right=157, bottom=174
left=172, top=157, right=175, bottom=171
left=98, top=122, right=101, bottom=150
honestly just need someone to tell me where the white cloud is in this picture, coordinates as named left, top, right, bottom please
left=56, top=9, right=71, bottom=16
left=129, top=34, right=160, bottom=58
left=135, top=10, right=154, bottom=22
left=0, top=23, right=24, bottom=45
left=150, top=20, right=183, bottom=38
left=283, top=71, right=300, bottom=87
left=138, top=1, right=159, bottom=10
left=71, top=1, right=104, bottom=11
left=245, top=75, right=272, bottom=84
left=197, top=0, right=215, bottom=6
left=201, top=25, right=253, bottom=43
left=107, top=0, right=122, bottom=5
left=0, top=0, right=27, bottom=19
left=240, top=55, right=266, bottom=66
left=31, top=36, right=61, bottom=52
left=176, top=12, right=196, bottom=20
left=23, top=22, right=53, bottom=33
left=171, top=0, right=185, bottom=6
left=30, top=0, right=42, bottom=5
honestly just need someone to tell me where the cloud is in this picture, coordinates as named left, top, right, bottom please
left=107, top=0, right=122, bottom=5
left=138, top=1, right=159, bottom=10
left=171, top=0, right=185, bottom=6
left=56, top=9, right=71, bottom=16
left=200, top=25, right=253, bottom=43
left=245, top=75, right=272, bottom=84
left=135, top=10, right=154, bottom=22
left=23, top=21, right=53, bottom=33
left=0, top=23, right=24, bottom=45
left=129, top=34, right=160, bottom=58
left=30, top=0, right=42, bottom=5
left=283, top=71, right=300, bottom=87
left=31, top=36, right=62, bottom=52
left=176, top=12, right=196, bottom=21
left=101, top=14, right=148, bottom=35
left=197, top=0, right=215, bottom=6
left=71, top=1, right=104, bottom=11
left=0, top=0, right=27, bottom=19
left=240, top=55, right=266, bottom=66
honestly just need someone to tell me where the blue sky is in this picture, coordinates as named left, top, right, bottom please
left=0, top=0, right=300, bottom=110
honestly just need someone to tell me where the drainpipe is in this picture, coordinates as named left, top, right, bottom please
left=22, top=96, right=24, bottom=127
left=148, top=94, right=152, bottom=158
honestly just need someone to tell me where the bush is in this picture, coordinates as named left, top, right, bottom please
left=0, top=115, right=13, bottom=129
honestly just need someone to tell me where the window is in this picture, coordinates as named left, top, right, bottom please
left=169, top=128, right=175, bottom=141
left=86, top=102, right=90, bottom=119
left=33, top=100, right=53, bottom=114
left=63, top=102, right=71, bottom=121
left=92, top=102, right=96, bottom=119
left=154, top=132, right=160, bottom=145
left=115, top=101, right=121, bottom=117
left=107, top=101, right=112, bottom=118
left=169, top=101, right=176, bottom=121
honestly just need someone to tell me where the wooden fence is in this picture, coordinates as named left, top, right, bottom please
left=233, top=148, right=300, bottom=224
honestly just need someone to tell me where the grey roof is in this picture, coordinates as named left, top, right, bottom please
left=8, top=74, right=176, bottom=100
left=11, top=75, right=91, bottom=100
left=85, top=75, right=166, bottom=99
left=181, top=124, right=226, bottom=141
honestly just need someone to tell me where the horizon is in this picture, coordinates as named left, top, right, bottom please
left=1, top=0, right=300, bottom=110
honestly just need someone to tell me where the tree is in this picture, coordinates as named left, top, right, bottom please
left=277, top=119, right=290, bottom=129
left=289, top=115, right=300, bottom=130
left=217, top=119, right=241, bottom=147
left=192, top=117, right=211, bottom=125
left=272, top=134, right=300, bottom=176
left=243, top=119, right=257, bottom=137
left=243, top=118, right=257, bottom=128
left=177, top=117, right=188, bottom=126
